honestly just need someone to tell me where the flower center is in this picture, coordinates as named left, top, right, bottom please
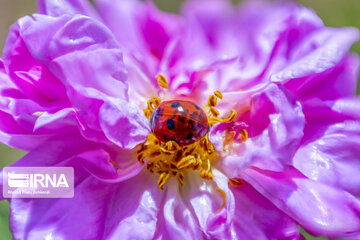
left=137, top=74, right=245, bottom=190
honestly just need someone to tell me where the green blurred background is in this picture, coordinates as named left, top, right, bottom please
left=0, top=0, right=359, bottom=239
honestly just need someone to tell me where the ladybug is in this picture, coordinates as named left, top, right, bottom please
left=150, top=100, right=210, bottom=145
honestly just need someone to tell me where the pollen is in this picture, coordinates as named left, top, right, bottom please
left=138, top=75, right=245, bottom=190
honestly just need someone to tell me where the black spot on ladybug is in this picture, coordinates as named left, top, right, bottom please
left=178, top=116, right=186, bottom=124
left=188, top=120, right=194, bottom=130
left=195, top=105, right=200, bottom=110
left=167, top=119, right=175, bottom=130
left=171, top=102, right=180, bottom=108
left=186, top=132, right=193, bottom=140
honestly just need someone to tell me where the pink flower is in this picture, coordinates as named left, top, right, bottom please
left=1, top=0, right=360, bottom=239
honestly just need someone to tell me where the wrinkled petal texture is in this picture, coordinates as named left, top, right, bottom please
left=242, top=167, right=360, bottom=238
left=1, top=13, right=149, bottom=149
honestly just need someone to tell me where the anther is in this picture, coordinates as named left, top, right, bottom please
left=222, top=109, right=237, bottom=122
left=214, top=90, right=223, bottom=99
left=150, top=97, right=161, bottom=107
left=240, top=129, right=248, bottom=142
left=177, top=155, right=196, bottom=169
left=156, top=74, right=168, bottom=89
left=210, top=106, right=220, bottom=117
left=208, top=95, right=217, bottom=107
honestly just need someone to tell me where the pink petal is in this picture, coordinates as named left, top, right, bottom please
left=37, top=0, right=99, bottom=19
left=99, top=99, right=150, bottom=149
left=3, top=14, right=150, bottom=148
left=100, top=173, right=163, bottom=240
left=154, top=178, right=203, bottom=239
left=294, top=98, right=360, bottom=195
left=243, top=167, right=360, bottom=238
left=284, top=54, right=359, bottom=101
left=184, top=170, right=235, bottom=239
left=271, top=27, right=359, bottom=82
left=3, top=20, right=70, bottom=108
left=11, top=171, right=162, bottom=240
left=78, top=148, right=143, bottom=183
left=6, top=135, right=155, bottom=239
left=16, top=14, right=128, bottom=100
left=231, top=181, right=300, bottom=240
left=217, top=83, right=305, bottom=174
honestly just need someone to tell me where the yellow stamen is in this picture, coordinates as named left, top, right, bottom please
left=164, top=140, right=180, bottom=151
left=139, top=88, right=244, bottom=191
left=205, top=158, right=211, bottom=172
left=177, top=155, right=197, bottom=169
left=144, top=97, right=162, bottom=119
left=205, top=90, right=238, bottom=127
left=199, top=159, right=214, bottom=180
left=207, top=95, right=217, bottom=107
left=223, top=109, right=237, bottom=122
left=156, top=74, right=168, bottom=89
left=239, top=129, right=248, bottom=142
left=158, top=172, right=170, bottom=190
left=176, top=172, right=185, bottom=187
left=208, top=109, right=237, bottom=126
left=214, top=90, right=223, bottom=99
left=209, top=106, right=220, bottom=117
left=138, top=133, right=217, bottom=189
left=215, top=187, right=226, bottom=213
left=199, top=168, right=214, bottom=179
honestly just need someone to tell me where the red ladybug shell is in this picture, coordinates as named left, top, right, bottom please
left=150, top=100, right=210, bottom=145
